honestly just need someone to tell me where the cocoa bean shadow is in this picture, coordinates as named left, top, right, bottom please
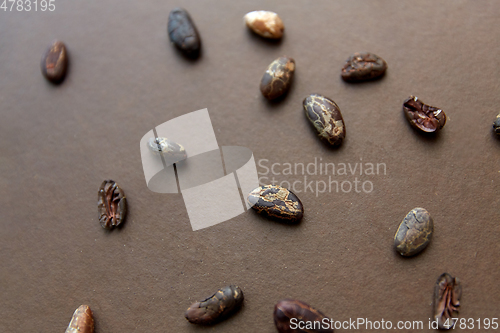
left=245, top=29, right=283, bottom=46
left=92, top=308, right=100, bottom=333
left=185, top=305, right=245, bottom=332
left=491, top=130, right=500, bottom=145
left=248, top=210, right=303, bottom=229
left=262, top=90, right=290, bottom=107
left=316, top=135, right=345, bottom=152
left=168, top=43, right=203, bottom=62
left=340, top=72, right=386, bottom=85
left=401, top=111, right=442, bottom=143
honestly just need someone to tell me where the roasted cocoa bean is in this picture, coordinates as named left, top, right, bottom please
left=403, top=96, right=446, bottom=133
left=341, top=52, right=387, bottom=82
left=97, top=180, right=127, bottom=230
left=394, top=207, right=433, bottom=256
left=247, top=185, right=303, bottom=223
left=185, top=285, right=244, bottom=325
left=303, top=94, right=346, bottom=146
left=167, top=8, right=201, bottom=58
left=148, top=137, right=187, bottom=164
left=244, top=11, right=284, bottom=39
left=274, top=299, right=333, bottom=333
left=65, top=305, right=94, bottom=333
left=40, top=40, right=68, bottom=83
left=434, top=273, right=462, bottom=330
left=260, top=56, right=295, bottom=100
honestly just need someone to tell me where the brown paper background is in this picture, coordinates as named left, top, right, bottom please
left=1, top=1, right=499, bottom=332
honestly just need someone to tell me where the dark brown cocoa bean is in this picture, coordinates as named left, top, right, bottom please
left=40, top=40, right=68, bottom=83
left=247, top=185, right=303, bottom=223
left=260, top=56, right=295, bottom=100
left=394, top=207, right=433, bottom=256
left=167, top=8, right=201, bottom=58
left=185, top=285, right=244, bottom=325
left=403, top=96, right=446, bottom=133
left=97, top=180, right=127, bottom=230
left=274, top=299, right=333, bottom=333
left=303, top=94, right=346, bottom=146
left=434, top=273, right=462, bottom=330
left=341, top=52, right=387, bottom=82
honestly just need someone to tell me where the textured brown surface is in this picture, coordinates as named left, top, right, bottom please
left=0, top=1, right=499, bottom=332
